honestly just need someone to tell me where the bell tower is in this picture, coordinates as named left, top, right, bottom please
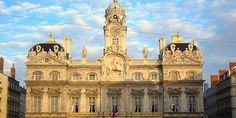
left=103, top=0, right=127, bottom=56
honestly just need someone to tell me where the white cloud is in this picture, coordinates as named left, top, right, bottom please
left=0, top=1, right=8, bottom=14
left=30, top=5, right=63, bottom=14
left=7, top=33, right=44, bottom=40
left=8, top=2, right=39, bottom=13
left=0, top=41, right=31, bottom=49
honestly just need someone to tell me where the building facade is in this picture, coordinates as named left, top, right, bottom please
left=20, top=86, right=26, bottom=118
left=204, top=63, right=236, bottom=118
left=0, top=57, right=26, bottom=118
left=25, top=0, right=205, bottom=118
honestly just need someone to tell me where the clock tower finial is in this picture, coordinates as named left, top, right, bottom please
left=114, top=0, right=118, bottom=3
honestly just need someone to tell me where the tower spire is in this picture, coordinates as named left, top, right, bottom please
left=114, top=0, right=118, bottom=3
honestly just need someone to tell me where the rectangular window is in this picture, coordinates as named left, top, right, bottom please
left=72, top=74, right=80, bottom=80
left=189, top=96, right=196, bottom=112
left=51, top=96, right=58, bottom=112
left=150, top=96, right=158, bottom=112
left=135, top=74, right=141, bottom=80
left=89, top=97, right=96, bottom=112
left=151, top=74, right=157, bottom=80
left=52, top=74, right=58, bottom=80
left=134, top=97, right=141, bottom=112
left=72, top=97, right=79, bottom=112
left=111, top=96, right=119, bottom=112
left=35, top=74, right=41, bottom=80
left=89, top=74, right=95, bottom=80
left=171, top=96, right=179, bottom=112
left=34, top=96, right=41, bottom=112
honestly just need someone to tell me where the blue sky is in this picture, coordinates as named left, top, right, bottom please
left=0, top=0, right=236, bottom=86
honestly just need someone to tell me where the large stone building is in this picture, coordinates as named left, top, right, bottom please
left=204, top=63, right=236, bottom=118
left=25, top=0, right=205, bottom=118
left=0, top=57, right=26, bottom=118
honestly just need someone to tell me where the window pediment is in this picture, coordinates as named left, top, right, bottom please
left=47, top=88, right=61, bottom=95
left=147, top=89, right=161, bottom=96
left=185, top=87, right=199, bottom=94
left=167, top=88, right=182, bottom=94
left=84, top=89, right=98, bottom=95
left=107, top=89, right=122, bottom=95
left=68, top=88, right=82, bottom=96
left=131, top=89, right=144, bottom=96
left=30, top=88, right=44, bottom=95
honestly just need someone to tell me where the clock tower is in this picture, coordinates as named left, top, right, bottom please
left=103, top=0, right=127, bottom=56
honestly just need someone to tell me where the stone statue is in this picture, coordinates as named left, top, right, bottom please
left=82, top=47, right=87, bottom=59
left=28, top=48, right=36, bottom=59
left=143, top=47, right=148, bottom=59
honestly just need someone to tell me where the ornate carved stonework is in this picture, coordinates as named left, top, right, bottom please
left=162, top=47, right=202, bottom=65
left=105, top=56, right=125, bottom=78
left=30, top=87, right=44, bottom=95
left=27, top=54, right=67, bottom=65
left=167, top=88, right=182, bottom=94
left=68, top=88, right=82, bottom=96
left=107, top=88, right=122, bottom=95
left=147, top=89, right=161, bottom=96
left=84, top=89, right=98, bottom=95
left=130, top=89, right=145, bottom=96
left=47, top=88, right=61, bottom=95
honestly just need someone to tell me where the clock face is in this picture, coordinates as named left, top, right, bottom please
left=110, top=26, right=121, bottom=36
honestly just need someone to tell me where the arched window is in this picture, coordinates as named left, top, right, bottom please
left=71, top=73, right=81, bottom=80
left=134, top=72, right=143, bottom=80
left=88, top=73, right=96, bottom=80
left=170, top=71, right=179, bottom=80
left=50, top=71, right=60, bottom=80
left=186, top=71, right=195, bottom=80
left=33, top=71, right=43, bottom=80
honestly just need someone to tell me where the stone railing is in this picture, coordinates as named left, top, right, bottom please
left=67, top=112, right=163, bottom=117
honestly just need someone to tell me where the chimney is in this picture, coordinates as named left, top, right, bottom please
left=193, top=40, right=198, bottom=46
left=0, top=57, right=3, bottom=73
left=63, top=37, right=72, bottom=59
left=210, top=75, right=218, bottom=86
left=10, top=63, right=15, bottom=79
left=229, top=62, right=236, bottom=76
left=219, top=70, right=228, bottom=76
left=159, top=38, right=166, bottom=54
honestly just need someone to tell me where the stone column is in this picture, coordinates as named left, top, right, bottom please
left=80, top=89, right=86, bottom=112
left=180, top=91, right=187, bottom=112
left=25, top=89, right=31, bottom=112
left=42, top=91, right=48, bottom=112
left=143, top=89, right=149, bottom=112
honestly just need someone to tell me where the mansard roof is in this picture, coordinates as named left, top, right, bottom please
left=165, top=43, right=199, bottom=52
left=30, top=42, right=64, bottom=54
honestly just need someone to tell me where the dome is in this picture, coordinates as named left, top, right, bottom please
left=105, top=0, right=125, bottom=15
left=28, top=32, right=65, bottom=55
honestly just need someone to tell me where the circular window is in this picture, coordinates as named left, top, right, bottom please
left=113, top=15, right=118, bottom=19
